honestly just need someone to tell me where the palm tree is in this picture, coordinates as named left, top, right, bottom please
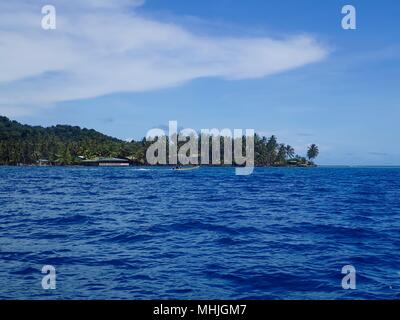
left=307, top=144, right=319, bottom=161
left=276, top=144, right=287, bottom=164
left=266, top=135, right=278, bottom=165
left=285, top=145, right=295, bottom=159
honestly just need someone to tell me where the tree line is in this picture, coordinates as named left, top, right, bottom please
left=0, top=116, right=319, bottom=166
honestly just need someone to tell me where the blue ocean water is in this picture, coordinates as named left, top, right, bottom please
left=0, top=166, right=399, bottom=300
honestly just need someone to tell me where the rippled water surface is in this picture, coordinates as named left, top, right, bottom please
left=1, top=166, right=400, bottom=299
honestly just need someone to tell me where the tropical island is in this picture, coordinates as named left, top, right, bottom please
left=0, top=116, right=319, bottom=167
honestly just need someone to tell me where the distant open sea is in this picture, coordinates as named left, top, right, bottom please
left=0, top=166, right=399, bottom=300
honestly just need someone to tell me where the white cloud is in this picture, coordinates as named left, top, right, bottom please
left=0, top=0, right=328, bottom=116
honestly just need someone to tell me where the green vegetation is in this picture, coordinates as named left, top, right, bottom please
left=307, top=144, right=320, bottom=162
left=0, top=116, right=145, bottom=165
left=0, top=116, right=318, bottom=166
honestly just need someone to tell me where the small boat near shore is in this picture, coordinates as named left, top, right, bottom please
left=172, top=166, right=200, bottom=171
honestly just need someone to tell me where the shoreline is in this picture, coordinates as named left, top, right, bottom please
left=3, top=164, right=400, bottom=169
left=5, top=162, right=399, bottom=169
left=3, top=163, right=318, bottom=168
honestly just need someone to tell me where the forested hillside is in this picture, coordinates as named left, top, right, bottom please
left=0, top=116, right=145, bottom=165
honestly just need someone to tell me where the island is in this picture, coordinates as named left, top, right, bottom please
left=0, top=116, right=319, bottom=167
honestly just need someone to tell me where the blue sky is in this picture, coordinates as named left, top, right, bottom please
left=1, top=0, right=400, bottom=165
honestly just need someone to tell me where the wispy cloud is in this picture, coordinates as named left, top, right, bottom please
left=369, top=152, right=390, bottom=157
left=297, top=132, right=315, bottom=137
left=0, top=0, right=328, bottom=116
